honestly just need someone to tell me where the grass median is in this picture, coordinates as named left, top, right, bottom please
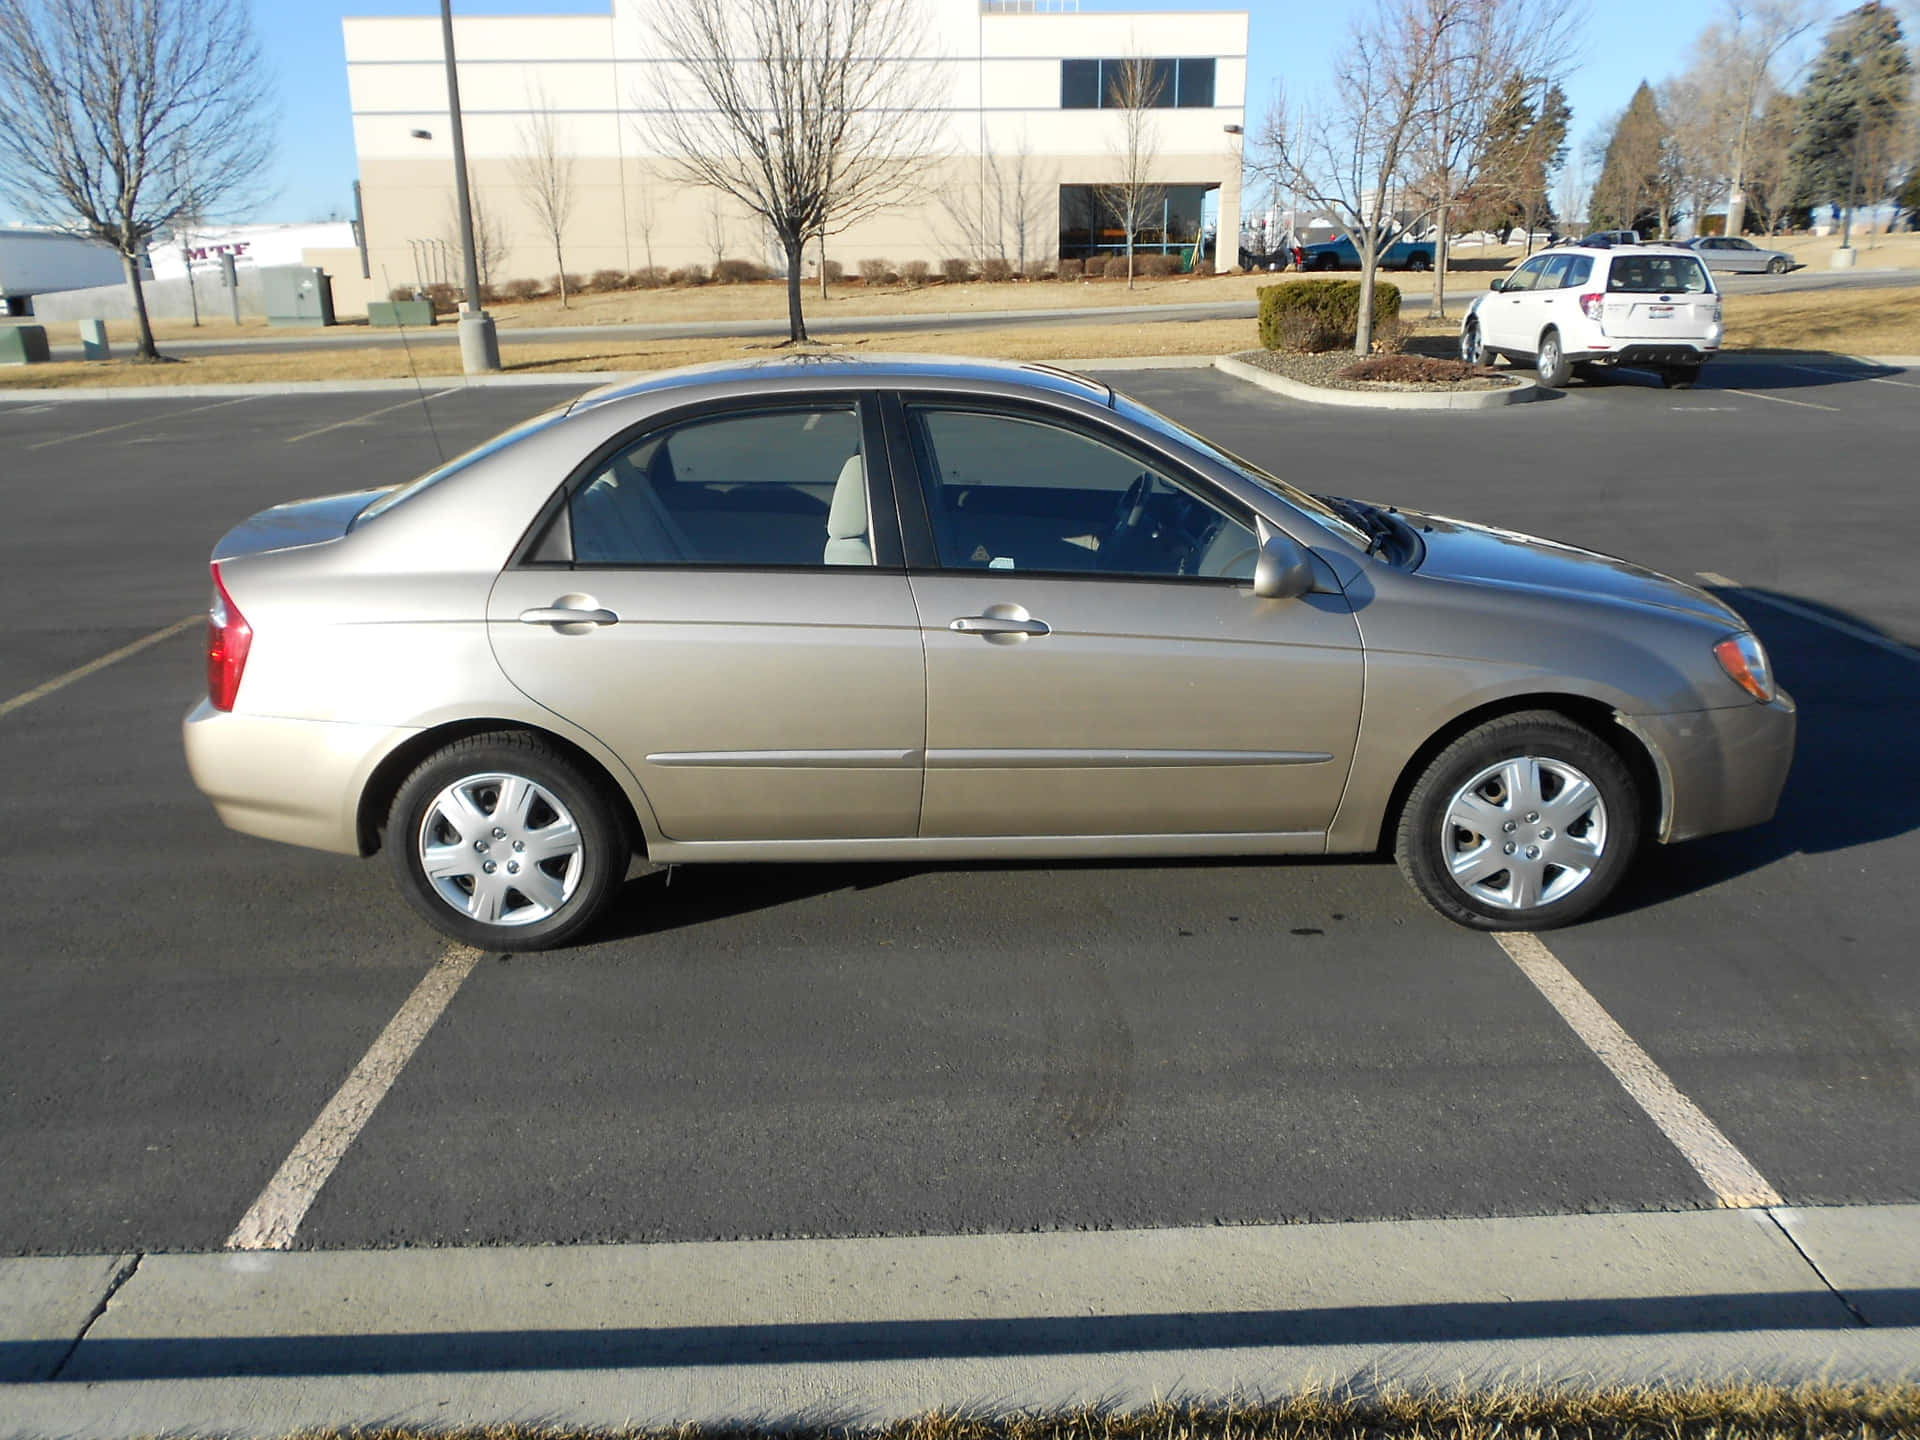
left=261, top=1381, right=1920, bottom=1440
left=4, top=288, right=1915, bottom=391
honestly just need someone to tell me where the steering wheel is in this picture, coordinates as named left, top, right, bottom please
left=1106, top=472, right=1153, bottom=550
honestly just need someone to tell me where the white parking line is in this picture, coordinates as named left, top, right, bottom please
left=1720, top=388, right=1839, bottom=412
left=0, top=616, right=201, bottom=720
left=1698, top=572, right=1919, bottom=663
left=1495, top=932, right=1782, bottom=1209
left=26, top=395, right=256, bottom=450
left=284, top=389, right=459, bottom=444
left=1778, top=361, right=1919, bottom=389
left=227, top=943, right=484, bottom=1251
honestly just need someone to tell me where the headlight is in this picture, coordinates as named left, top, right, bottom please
left=1713, top=632, right=1774, bottom=703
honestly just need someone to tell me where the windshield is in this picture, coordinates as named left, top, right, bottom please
left=351, top=408, right=569, bottom=528
left=1606, top=253, right=1713, bottom=294
left=1112, top=394, right=1370, bottom=548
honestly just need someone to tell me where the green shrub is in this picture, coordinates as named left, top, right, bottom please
left=1258, top=279, right=1402, bottom=353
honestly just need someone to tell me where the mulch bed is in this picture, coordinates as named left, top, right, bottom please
left=1233, top=334, right=1523, bottom=392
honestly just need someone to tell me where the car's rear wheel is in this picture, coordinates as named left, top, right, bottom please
left=1535, top=329, right=1572, bottom=387
left=387, top=731, right=629, bottom=951
left=1395, top=711, right=1641, bottom=931
left=1460, top=321, right=1486, bottom=366
left=1407, top=253, right=1431, bottom=272
left=1660, top=365, right=1701, bottom=390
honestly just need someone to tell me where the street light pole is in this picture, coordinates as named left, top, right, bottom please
left=440, top=0, right=500, bottom=371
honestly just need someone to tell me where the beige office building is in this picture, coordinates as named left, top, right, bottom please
left=344, top=0, right=1249, bottom=295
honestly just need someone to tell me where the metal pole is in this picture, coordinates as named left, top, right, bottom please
left=440, top=0, right=500, bottom=371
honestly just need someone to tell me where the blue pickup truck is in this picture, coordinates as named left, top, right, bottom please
left=1299, top=229, right=1436, bottom=272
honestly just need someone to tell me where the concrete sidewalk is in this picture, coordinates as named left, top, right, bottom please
left=3, top=1206, right=1916, bottom=1437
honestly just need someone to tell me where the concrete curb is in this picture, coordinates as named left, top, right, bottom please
left=1213, top=352, right=1540, bottom=410
left=2, top=1206, right=1916, bottom=1437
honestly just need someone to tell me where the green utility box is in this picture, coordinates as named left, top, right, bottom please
left=260, top=265, right=337, bottom=327
left=0, top=324, right=50, bottom=364
left=367, top=300, right=436, bottom=327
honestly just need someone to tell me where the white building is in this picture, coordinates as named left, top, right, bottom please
left=0, top=227, right=129, bottom=315
left=344, top=0, right=1249, bottom=292
left=148, top=222, right=359, bottom=282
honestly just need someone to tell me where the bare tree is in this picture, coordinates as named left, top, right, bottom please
left=704, top=192, right=731, bottom=273
left=512, top=86, right=578, bottom=306
left=638, top=0, right=947, bottom=344
left=1710, top=0, right=1825, bottom=236
left=1409, top=0, right=1584, bottom=318
left=0, top=0, right=272, bottom=360
left=444, top=188, right=507, bottom=299
left=1260, top=1, right=1454, bottom=354
left=632, top=162, right=659, bottom=278
left=1095, top=56, right=1167, bottom=290
left=942, top=130, right=1050, bottom=270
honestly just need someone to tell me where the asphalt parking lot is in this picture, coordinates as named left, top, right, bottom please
left=1, top=355, right=1916, bottom=1260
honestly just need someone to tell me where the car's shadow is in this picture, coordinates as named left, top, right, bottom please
left=587, top=586, right=1914, bottom=941
left=1602, top=585, right=1920, bottom=918
left=1404, top=335, right=1906, bottom=395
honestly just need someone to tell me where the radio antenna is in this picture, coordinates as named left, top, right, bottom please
left=381, top=264, right=446, bottom=465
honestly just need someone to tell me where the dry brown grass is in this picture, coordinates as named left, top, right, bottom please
left=1722, top=286, right=1920, bottom=354
left=272, top=1381, right=1920, bottom=1440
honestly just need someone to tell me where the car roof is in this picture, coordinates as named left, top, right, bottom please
left=566, top=353, right=1115, bottom=417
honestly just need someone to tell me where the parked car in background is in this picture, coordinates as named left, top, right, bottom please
left=1299, top=227, right=1435, bottom=271
left=1461, top=244, right=1723, bottom=388
left=185, top=355, right=1791, bottom=949
left=1575, top=230, right=1641, bottom=248
left=1239, top=244, right=1300, bottom=272
left=1686, top=236, right=1796, bottom=274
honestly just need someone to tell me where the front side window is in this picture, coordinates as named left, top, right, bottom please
left=1506, top=256, right=1554, bottom=291
left=569, top=406, right=871, bottom=568
left=1606, top=253, right=1713, bottom=294
left=907, top=407, right=1258, bottom=582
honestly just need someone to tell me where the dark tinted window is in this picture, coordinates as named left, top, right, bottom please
left=908, top=407, right=1256, bottom=581
left=1562, top=255, right=1594, bottom=287
left=570, top=407, right=869, bottom=568
left=1061, top=58, right=1099, bottom=108
left=1606, top=253, right=1712, bottom=294
left=1176, top=57, right=1215, bottom=106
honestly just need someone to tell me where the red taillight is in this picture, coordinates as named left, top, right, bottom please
left=1579, top=292, right=1605, bottom=321
left=1292, top=246, right=1305, bottom=268
left=207, top=564, right=252, bottom=712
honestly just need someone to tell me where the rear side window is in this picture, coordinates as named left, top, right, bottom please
left=568, top=406, right=870, bottom=568
left=1607, top=254, right=1712, bottom=294
left=1562, top=255, right=1594, bottom=287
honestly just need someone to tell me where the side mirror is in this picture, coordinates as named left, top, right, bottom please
left=1253, top=516, right=1315, bottom=601
left=1488, top=277, right=1507, bottom=291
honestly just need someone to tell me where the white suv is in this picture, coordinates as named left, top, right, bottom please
left=1461, top=246, right=1724, bottom=389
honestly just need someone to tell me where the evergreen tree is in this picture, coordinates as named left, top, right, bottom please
left=1787, top=2, right=1911, bottom=221
left=1466, top=76, right=1571, bottom=242
left=1588, top=81, right=1674, bottom=234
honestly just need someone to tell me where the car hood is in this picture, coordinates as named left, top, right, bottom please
left=1395, top=509, right=1744, bottom=629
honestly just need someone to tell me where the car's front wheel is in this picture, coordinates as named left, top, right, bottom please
left=1460, top=321, right=1487, bottom=366
left=1767, top=257, right=1789, bottom=274
left=1395, top=711, right=1641, bottom=930
left=1407, top=253, right=1431, bottom=272
left=387, top=731, right=630, bottom=951
left=1535, top=329, right=1572, bottom=387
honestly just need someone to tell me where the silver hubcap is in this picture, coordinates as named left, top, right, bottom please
left=417, top=772, right=583, bottom=927
left=1442, top=756, right=1606, bottom=911
left=1463, top=326, right=1482, bottom=363
left=1540, top=337, right=1559, bottom=373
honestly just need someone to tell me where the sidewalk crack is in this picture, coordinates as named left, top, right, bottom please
left=1765, top=1208, right=1870, bottom=1327
left=48, top=1251, right=143, bottom=1380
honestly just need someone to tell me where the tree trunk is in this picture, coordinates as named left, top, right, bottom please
left=1354, top=250, right=1378, bottom=357
left=123, top=252, right=160, bottom=361
left=1431, top=209, right=1452, bottom=320
left=556, top=241, right=569, bottom=308
left=818, top=233, right=829, bottom=300
left=785, top=237, right=808, bottom=343
left=1126, top=230, right=1136, bottom=290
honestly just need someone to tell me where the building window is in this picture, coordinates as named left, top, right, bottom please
left=1060, top=57, right=1215, bottom=110
left=1059, top=183, right=1219, bottom=262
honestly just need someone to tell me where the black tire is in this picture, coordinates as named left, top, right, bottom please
left=1394, top=710, right=1641, bottom=931
left=1407, top=252, right=1432, bottom=272
left=386, top=730, right=630, bottom=951
left=1660, top=365, right=1701, bottom=390
left=1570, top=360, right=1600, bottom=383
left=1767, top=257, right=1788, bottom=274
left=1460, top=320, right=1486, bottom=366
left=1535, top=328, right=1572, bottom=388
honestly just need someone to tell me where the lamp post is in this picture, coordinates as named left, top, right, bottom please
left=439, top=0, right=500, bottom=370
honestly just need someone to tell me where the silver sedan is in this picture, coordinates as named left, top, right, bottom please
left=184, top=356, right=1796, bottom=949
left=1686, top=236, right=1797, bottom=274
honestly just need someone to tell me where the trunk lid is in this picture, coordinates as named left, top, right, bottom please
left=211, top=487, right=394, bottom=562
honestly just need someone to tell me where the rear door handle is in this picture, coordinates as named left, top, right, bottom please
left=520, top=606, right=619, bottom=626
left=951, top=615, right=1050, bottom=637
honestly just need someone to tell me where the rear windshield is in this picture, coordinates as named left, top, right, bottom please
left=351, top=408, right=568, bottom=528
left=1606, top=254, right=1712, bottom=294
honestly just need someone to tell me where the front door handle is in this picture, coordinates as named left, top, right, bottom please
left=520, top=606, right=619, bottom=626
left=951, top=614, right=1050, bottom=637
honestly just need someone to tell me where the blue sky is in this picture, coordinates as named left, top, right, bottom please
left=251, top=0, right=1809, bottom=222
